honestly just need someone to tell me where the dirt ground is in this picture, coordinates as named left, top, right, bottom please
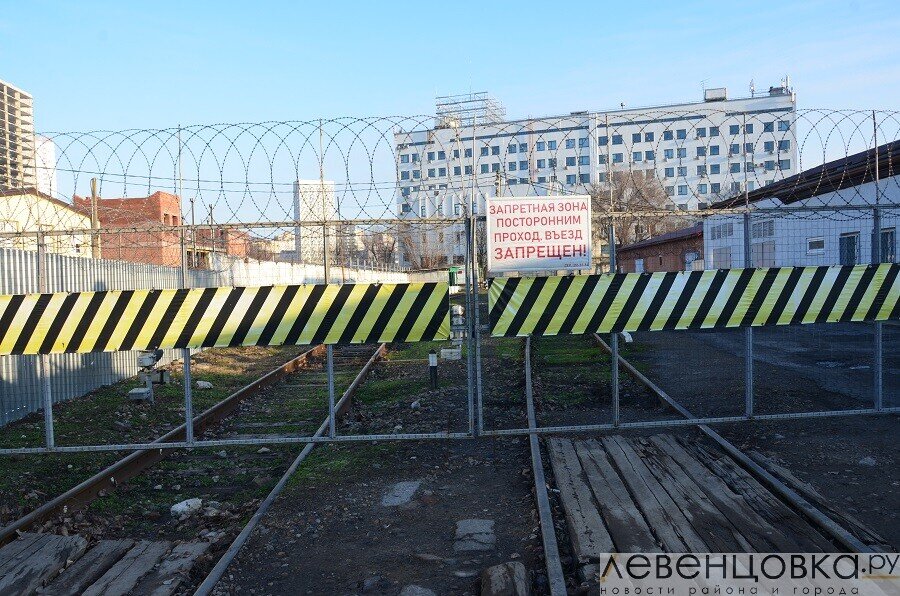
left=627, top=326, right=900, bottom=549
left=214, top=337, right=548, bottom=596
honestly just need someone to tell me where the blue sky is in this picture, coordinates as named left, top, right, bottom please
left=2, top=0, right=899, bottom=132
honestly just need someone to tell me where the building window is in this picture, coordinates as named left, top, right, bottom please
left=454, top=203, right=461, bottom=216
left=508, top=161, right=517, bottom=171
left=664, top=149, right=674, bottom=160
left=645, top=132, right=654, bottom=142
left=645, top=150, right=655, bottom=161
left=612, top=153, right=623, bottom=163
left=612, top=135, right=623, bottom=145
left=400, top=171, right=410, bottom=180
left=491, top=163, right=500, bottom=172
left=454, top=166, right=461, bottom=175
left=807, top=237, right=825, bottom=255
left=710, top=164, right=721, bottom=174
left=839, top=232, right=859, bottom=265
left=464, top=165, right=473, bottom=175
left=664, top=167, right=675, bottom=178
left=665, top=186, right=675, bottom=196
left=731, top=182, right=742, bottom=193
left=697, top=165, right=707, bottom=176
left=537, top=176, right=546, bottom=183
left=412, top=153, right=419, bottom=162
left=438, top=167, right=446, bottom=176
left=698, top=183, right=708, bottom=194
left=730, top=163, right=741, bottom=173
left=710, top=126, right=720, bottom=136
left=598, top=172, right=607, bottom=182
left=882, top=228, right=896, bottom=262
left=453, top=149, right=460, bottom=159
left=765, top=160, right=775, bottom=171
left=778, top=140, right=791, bottom=151
left=678, top=185, right=688, bottom=195
left=420, top=204, right=426, bottom=216
left=663, top=130, right=674, bottom=141
left=634, top=258, right=644, bottom=273
left=548, top=158, right=557, bottom=168
left=598, top=136, right=608, bottom=146
left=632, top=133, right=641, bottom=143
left=713, top=246, right=732, bottom=268
left=480, top=164, right=489, bottom=174
left=677, top=166, right=687, bottom=176
left=578, top=155, right=589, bottom=166
left=427, top=151, right=435, bottom=161
left=763, top=122, right=774, bottom=133
left=508, top=143, right=517, bottom=153
left=709, top=145, right=720, bottom=156
left=491, top=145, right=500, bottom=155
left=437, top=150, right=446, bottom=160
left=751, top=219, right=774, bottom=238
left=764, top=141, right=775, bottom=152
left=465, top=148, right=473, bottom=158
left=778, top=159, right=791, bottom=170
left=778, top=120, right=790, bottom=131
left=537, top=159, right=546, bottom=168
left=633, top=152, right=642, bottom=162
left=564, top=139, right=575, bottom=149
left=400, top=154, right=410, bottom=163
left=428, top=168, right=436, bottom=177
left=401, top=203, right=412, bottom=213
left=711, top=182, right=721, bottom=193
left=696, top=127, right=706, bottom=138
left=520, top=161, right=528, bottom=170
left=729, top=125, right=740, bottom=135
left=745, top=162, right=755, bottom=172
left=480, top=147, right=489, bottom=157
left=578, top=138, right=588, bottom=148
left=697, top=146, right=707, bottom=157
left=676, top=129, right=686, bottom=140
left=413, top=170, right=421, bottom=179
left=677, top=148, right=687, bottom=158
left=751, top=240, right=775, bottom=267
left=520, top=143, right=527, bottom=152
left=565, top=156, right=576, bottom=167
left=536, top=141, right=546, bottom=151
left=548, top=140, right=557, bottom=150
left=744, top=142, right=754, bottom=154
left=745, top=124, right=754, bottom=134
left=508, top=179, right=518, bottom=185
left=579, top=173, right=590, bottom=183
left=710, top=222, right=734, bottom=239
left=566, top=174, right=576, bottom=185
left=730, top=143, right=740, bottom=155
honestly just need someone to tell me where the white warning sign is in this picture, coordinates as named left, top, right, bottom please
left=486, top=195, right=592, bottom=273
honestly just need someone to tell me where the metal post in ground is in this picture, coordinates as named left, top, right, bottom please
left=36, top=231, right=55, bottom=449
left=463, top=210, right=476, bottom=436
left=743, top=211, right=754, bottom=419
left=179, top=227, right=194, bottom=445
left=872, top=112, right=883, bottom=412
left=327, top=344, right=336, bottom=438
left=608, top=222, right=620, bottom=427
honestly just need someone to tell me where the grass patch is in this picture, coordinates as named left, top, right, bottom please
left=288, top=443, right=397, bottom=485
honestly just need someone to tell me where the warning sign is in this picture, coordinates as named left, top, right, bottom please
left=486, top=195, right=592, bottom=273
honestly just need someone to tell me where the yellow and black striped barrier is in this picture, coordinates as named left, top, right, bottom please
left=489, top=264, right=899, bottom=337
left=0, top=282, right=450, bottom=355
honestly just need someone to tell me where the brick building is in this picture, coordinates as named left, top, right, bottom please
left=616, top=224, right=704, bottom=273
left=72, top=190, right=249, bottom=267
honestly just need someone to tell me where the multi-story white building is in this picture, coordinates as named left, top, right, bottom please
left=0, top=78, right=36, bottom=191
left=292, top=179, right=337, bottom=264
left=394, top=86, right=798, bottom=266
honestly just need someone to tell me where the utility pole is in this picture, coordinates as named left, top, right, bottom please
left=90, top=178, right=101, bottom=259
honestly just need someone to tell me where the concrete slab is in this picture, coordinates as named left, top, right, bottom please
left=380, top=480, right=422, bottom=507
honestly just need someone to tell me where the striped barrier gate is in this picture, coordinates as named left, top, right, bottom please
left=0, top=282, right=450, bottom=355
left=489, top=263, right=899, bottom=337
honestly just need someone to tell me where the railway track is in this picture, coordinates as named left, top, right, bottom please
left=0, top=343, right=384, bottom=595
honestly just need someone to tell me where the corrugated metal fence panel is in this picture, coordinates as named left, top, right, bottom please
left=0, top=249, right=425, bottom=426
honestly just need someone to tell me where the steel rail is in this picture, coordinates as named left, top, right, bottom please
left=591, top=333, right=877, bottom=554
left=524, top=337, right=567, bottom=596
left=193, top=343, right=386, bottom=596
left=0, top=345, right=326, bottom=546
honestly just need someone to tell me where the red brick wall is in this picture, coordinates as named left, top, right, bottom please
left=617, top=235, right=703, bottom=273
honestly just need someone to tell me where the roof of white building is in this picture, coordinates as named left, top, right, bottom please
left=713, top=139, right=899, bottom=208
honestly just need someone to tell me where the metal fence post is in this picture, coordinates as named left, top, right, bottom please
left=463, top=213, right=476, bottom=436
left=180, top=227, right=194, bottom=445
left=472, top=216, right=484, bottom=436
left=743, top=211, right=754, bottom=419
left=37, top=231, right=55, bottom=448
left=608, top=222, right=619, bottom=427
left=872, top=206, right=883, bottom=412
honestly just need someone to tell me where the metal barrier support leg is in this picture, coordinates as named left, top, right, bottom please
left=327, top=344, right=336, bottom=438
left=743, top=211, right=754, bottom=419
left=37, top=232, right=55, bottom=449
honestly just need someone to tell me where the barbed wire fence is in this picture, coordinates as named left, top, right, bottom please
left=0, top=107, right=897, bottom=433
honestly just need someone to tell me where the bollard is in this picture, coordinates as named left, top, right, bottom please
left=429, top=349, right=439, bottom=389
